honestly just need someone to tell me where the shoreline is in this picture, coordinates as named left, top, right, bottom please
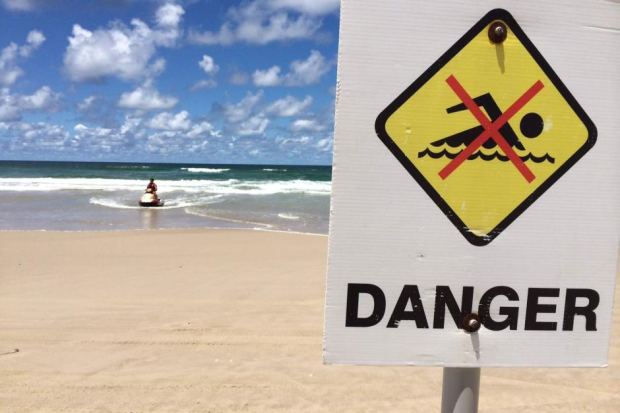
left=0, top=161, right=332, bottom=235
left=0, top=226, right=329, bottom=237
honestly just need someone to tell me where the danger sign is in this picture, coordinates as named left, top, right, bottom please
left=375, top=9, right=596, bottom=245
left=324, top=0, right=619, bottom=368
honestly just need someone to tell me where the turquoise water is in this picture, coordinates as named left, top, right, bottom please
left=0, top=161, right=332, bottom=233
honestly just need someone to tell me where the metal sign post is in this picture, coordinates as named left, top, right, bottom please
left=441, top=368, right=480, bottom=413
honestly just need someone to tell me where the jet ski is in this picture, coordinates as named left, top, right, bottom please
left=139, top=191, right=164, bottom=207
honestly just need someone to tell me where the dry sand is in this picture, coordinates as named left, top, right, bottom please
left=0, top=230, right=618, bottom=412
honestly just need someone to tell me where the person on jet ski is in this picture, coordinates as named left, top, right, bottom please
left=146, top=178, right=158, bottom=198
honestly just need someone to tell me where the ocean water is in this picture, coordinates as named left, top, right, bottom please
left=0, top=161, right=332, bottom=234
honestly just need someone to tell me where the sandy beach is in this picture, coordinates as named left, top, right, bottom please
left=0, top=229, right=618, bottom=412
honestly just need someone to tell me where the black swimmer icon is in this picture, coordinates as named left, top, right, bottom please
left=418, top=93, right=554, bottom=163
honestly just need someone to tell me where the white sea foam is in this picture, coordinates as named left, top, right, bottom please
left=106, top=165, right=152, bottom=170
left=0, top=177, right=331, bottom=195
left=0, top=177, right=145, bottom=192
left=181, top=167, right=230, bottom=173
left=89, top=195, right=220, bottom=210
left=278, top=213, right=300, bottom=220
left=262, top=168, right=288, bottom=172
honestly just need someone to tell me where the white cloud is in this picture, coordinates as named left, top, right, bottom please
left=191, top=79, right=217, bottom=91
left=0, top=86, right=60, bottom=121
left=218, top=91, right=279, bottom=136
left=120, top=115, right=143, bottom=136
left=0, top=115, right=331, bottom=162
left=267, top=0, right=340, bottom=15
left=1, top=122, right=72, bottom=155
left=0, top=108, right=221, bottom=159
left=189, top=14, right=318, bottom=46
left=19, top=86, right=58, bottom=110
left=193, top=54, right=219, bottom=92
left=118, top=84, right=178, bottom=111
left=235, top=13, right=318, bottom=45
left=265, top=95, right=312, bottom=117
left=152, top=3, right=185, bottom=47
left=0, top=45, right=23, bottom=87
left=0, top=30, right=45, bottom=86
left=64, top=22, right=154, bottom=82
left=69, top=122, right=131, bottom=154
left=74, top=109, right=222, bottom=152
left=2, top=0, right=38, bottom=11
left=222, top=90, right=263, bottom=123
left=20, top=30, right=45, bottom=57
left=142, top=113, right=220, bottom=154
left=63, top=3, right=184, bottom=82
left=77, top=96, right=96, bottom=111
left=252, top=66, right=281, bottom=87
left=291, top=118, right=326, bottom=132
left=187, top=0, right=338, bottom=46
left=287, top=50, right=330, bottom=85
left=198, top=54, right=219, bottom=75
left=252, top=50, right=331, bottom=86
left=147, top=111, right=191, bottom=131
left=187, top=121, right=219, bottom=138
left=147, top=57, right=166, bottom=78
left=189, top=25, right=234, bottom=46
left=315, top=137, right=332, bottom=152
left=218, top=92, right=322, bottom=139
left=23, top=124, right=70, bottom=145
left=277, top=135, right=312, bottom=148
left=0, top=99, right=19, bottom=121
left=237, top=115, right=269, bottom=136
left=73, top=124, right=113, bottom=138
left=156, top=3, right=184, bottom=28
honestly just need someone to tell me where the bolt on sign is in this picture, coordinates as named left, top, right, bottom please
left=324, top=0, right=619, bottom=367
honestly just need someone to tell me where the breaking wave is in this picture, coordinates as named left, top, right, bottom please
left=89, top=196, right=218, bottom=210
left=104, top=165, right=152, bottom=170
left=0, top=177, right=331, bottom=195
left=181, top=167, right=230, bottom=173
left=277, top=213, right=300, bottom=220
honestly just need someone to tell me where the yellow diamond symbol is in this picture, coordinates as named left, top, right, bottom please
left=375, top=9, right=596, bottom=246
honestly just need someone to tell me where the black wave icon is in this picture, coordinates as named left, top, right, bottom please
left=418, top=148, right=555, bottom=163
left=418, top=91, right=553, bottom=163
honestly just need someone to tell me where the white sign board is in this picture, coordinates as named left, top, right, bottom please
left=324, top=0, right=620, bottom=367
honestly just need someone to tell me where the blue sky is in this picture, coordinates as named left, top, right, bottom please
left=0, top=0, right=339, bottom=164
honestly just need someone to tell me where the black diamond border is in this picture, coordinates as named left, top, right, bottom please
left=375, top=8, right=597, bottom=246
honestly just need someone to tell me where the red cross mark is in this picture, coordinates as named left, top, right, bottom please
left=438, top=75, right=544, bottom=183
